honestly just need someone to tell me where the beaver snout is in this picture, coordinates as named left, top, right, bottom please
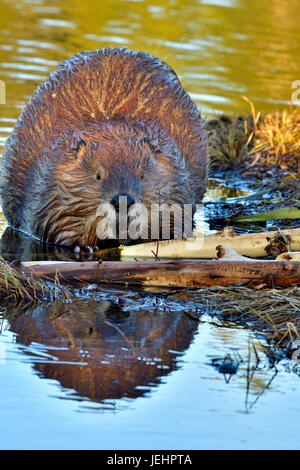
left=110, top=193, right=136, bottom=212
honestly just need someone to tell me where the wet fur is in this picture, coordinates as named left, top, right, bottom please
left=0, top=48, right=208, bottom=246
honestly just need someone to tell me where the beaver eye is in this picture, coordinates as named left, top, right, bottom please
left=96, top=172, right=101, bottom=181
left=140, top=174, right=144, bottom=180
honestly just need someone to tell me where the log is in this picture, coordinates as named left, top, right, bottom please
left=20, top=256, right=300, bottom=288
left=96, top=227, right=300, bottom=260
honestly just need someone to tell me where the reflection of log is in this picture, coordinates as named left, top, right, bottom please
left=21, top=256, right=300, bottom=288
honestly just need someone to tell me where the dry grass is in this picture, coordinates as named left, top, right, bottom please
left=196, top=286, right=300, bottom=352
left=250, top=107, right=300, bottom=164
left=0, top=257, right=70, bottom=303
left=207, top=115, right=254, bottom=170
left=208, top=98, right=300, bottom=170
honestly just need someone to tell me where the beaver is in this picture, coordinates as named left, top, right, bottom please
left=0, top=48, right=208, bottom=247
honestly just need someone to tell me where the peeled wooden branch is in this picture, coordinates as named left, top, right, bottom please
left=96, top=227, right=300, bottom=260
left=276, top=252, right=300, bottom=261
left=20, top=256, right=300, bottom=288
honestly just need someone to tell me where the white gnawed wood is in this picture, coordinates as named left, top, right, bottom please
left=216, top=245, right=255, bottom=261
left=97, top=227, right=300, bottom=260
left=276, top=252, right=300, bottom=261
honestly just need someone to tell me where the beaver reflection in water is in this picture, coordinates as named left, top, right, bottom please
left=0, top=48, right=208, bottom=248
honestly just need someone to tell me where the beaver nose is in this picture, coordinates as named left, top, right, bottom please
left=110, top=193, right=135, bottom=211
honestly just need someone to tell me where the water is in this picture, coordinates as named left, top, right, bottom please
left=1, top=295, right=299, bottom=450
left=0, top=0, right=299, bottom=450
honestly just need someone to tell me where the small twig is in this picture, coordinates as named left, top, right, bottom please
left=151, top=249, right=160, bottom=261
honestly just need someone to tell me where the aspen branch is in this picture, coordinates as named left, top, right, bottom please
left=20, top=255, right=300, bottom=288
left=95, top=227, right=300, bottom=260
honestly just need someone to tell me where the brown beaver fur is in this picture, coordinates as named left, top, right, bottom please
left=0, top=48, right=208, bottom=247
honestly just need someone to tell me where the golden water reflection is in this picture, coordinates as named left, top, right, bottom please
left=0, top=0, right=299, bottom=141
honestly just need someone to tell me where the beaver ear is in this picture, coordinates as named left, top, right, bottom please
left=74, top=138, right=87, bottom=160
left=69, top=131, right=87, bottom=160
left=140, top=137, right=160, bottom=155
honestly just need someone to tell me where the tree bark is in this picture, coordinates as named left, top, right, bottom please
left=21, top=257, right=300, bottom=288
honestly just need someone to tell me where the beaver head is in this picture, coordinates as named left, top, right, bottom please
left=32, top=119, right=192, bottom=247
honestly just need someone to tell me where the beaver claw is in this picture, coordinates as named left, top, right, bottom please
left=74, top=245, right=97, bottom=257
